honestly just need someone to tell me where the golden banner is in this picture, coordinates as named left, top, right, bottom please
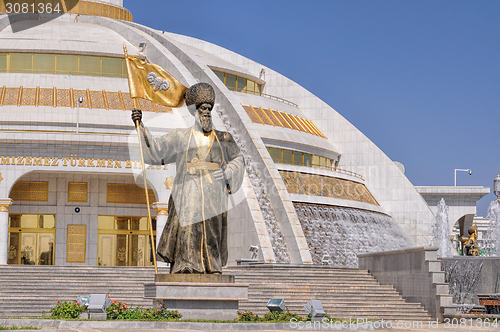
left=124, top=46, right=187, bottom=108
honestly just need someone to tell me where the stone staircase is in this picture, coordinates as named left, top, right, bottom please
left=226, top=265, right=433, bottom=321
left=0, top=265, right=432, bottom=321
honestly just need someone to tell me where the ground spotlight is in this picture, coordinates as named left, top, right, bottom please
left=303, top=299, right=325, bottom=322
left=249, top=245, right=259, bottom=259
left=88, top=294, right=111, bottom=313
left=266, top=298, right=285, bottom=313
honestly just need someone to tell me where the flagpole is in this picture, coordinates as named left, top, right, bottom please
left=134, top=98, right=159, bottom=275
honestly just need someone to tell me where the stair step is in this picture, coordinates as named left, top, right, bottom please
left=0, top=265, right=432, bottom=320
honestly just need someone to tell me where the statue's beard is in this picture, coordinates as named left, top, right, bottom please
left=200, top=116, right=212, bottom=133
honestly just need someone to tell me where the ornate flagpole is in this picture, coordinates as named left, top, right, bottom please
left=134, top=102, right=158, bottom=275
left=124, top=45, right=158, bottom=274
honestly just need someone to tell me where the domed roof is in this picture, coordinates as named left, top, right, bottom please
left=0, top=16, right=137, bottom=57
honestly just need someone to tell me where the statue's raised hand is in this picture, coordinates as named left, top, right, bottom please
left=131, top=109, right=142, bottom=126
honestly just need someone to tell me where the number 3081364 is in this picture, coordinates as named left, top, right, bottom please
left=5, top=2, right=62, bottom=14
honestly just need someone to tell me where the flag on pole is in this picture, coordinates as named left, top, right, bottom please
left=124, top=45, right=188, bottom=108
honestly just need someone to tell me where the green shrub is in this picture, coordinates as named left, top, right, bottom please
left=49, top=300, right=87, bottom=319
left=235, top=310, right=260, bottom=322
left=106, top=299, right=181, bottom=320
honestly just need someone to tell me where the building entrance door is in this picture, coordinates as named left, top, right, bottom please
left=97, top=216, right=156, bottom=267
left=8, top=214, right=56, bottom=265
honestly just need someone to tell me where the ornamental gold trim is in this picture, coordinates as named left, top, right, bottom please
left=68, top=182, right=88, bottom=203
left=243, top=104, right=327, bottom=137
left=66, top=225, right=87, bottom=264
left=0, top=86, right=172, bottom=113
left=280, top=170, right=379, bottom=206
left=107, top=183, right=156, bottom=205
left=9, top=181, right=49, bottom=202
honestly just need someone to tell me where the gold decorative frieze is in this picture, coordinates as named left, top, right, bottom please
left=90, top=90, right=106, bottom=109
left=38, top=88, right=54, bottom=106
left=279, top=170, right=379, bottom=206
left=107, top=183, right=156, bottom=205
left=20, top=88, right=37, bottom=106
left=3, top=87, right=20, bottom=105
left=0, top=86, right=172, bottom=113
left=243, top=104, right=326, bottom=138
left=68, top=182, right=88, bottom=203
left=66, top=225, right=87, bottom=263
left=56, top=88, right=71, bottom=107
left=9, top=181, right=49, bottom=202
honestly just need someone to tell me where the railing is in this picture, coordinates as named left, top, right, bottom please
left=277, top=161, right=364, bottom=181
left=260, top=93, right=298, bottom=108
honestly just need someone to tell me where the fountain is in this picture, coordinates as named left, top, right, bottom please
left=294, top=203, right=412, bottom=268
left=440, top=174, right=500, bottom=314
left=484, top=174, right=500, bottom=256
left=431, top=198, right=455, bottom=258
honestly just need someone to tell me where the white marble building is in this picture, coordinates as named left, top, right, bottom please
left=0, top=1, right=489, bottom=268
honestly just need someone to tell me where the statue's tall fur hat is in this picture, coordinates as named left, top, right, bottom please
left=185, top=82, right=215, bottom=115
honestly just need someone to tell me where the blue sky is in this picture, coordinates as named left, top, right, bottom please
left=124, top=0, right=500, bottom=217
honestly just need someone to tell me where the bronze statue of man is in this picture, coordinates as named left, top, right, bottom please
left=131, top=83, right=245, bottom=274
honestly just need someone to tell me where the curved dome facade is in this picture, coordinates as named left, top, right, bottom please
left=0, top=8, right=448, bottom=268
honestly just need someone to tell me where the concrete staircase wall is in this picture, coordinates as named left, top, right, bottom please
left=0, top=265, right=431, bottom=321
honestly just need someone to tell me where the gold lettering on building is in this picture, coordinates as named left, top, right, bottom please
left=0, top=155, right=148, bottom=171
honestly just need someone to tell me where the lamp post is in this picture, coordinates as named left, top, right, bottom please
left=76, top=96, right=83, bottom=133
left=455, top=169, right=472, bottom=186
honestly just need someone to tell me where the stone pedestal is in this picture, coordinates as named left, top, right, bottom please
left=144, top=274, right=248, bottom=320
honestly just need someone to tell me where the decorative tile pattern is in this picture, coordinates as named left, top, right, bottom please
left=89, top=90, right=105, bottom=109
left=279, top=170, right=379, bottom=206
left=21, top=88, right=36, bottom=106
left=105, top=91, right=124, bottom=110
left=9, top=181, right=49, bottom=202
left=0, top=86, right=173, bottom=113
left=107, top=184, right=156, bottom=205
left=4, top=87, right=20, bottom=105
left=38, top=88, right=54, bottom=106
left=68, top=182, right=88, bottom=203
left=120, top=91, right=135, bottom=110
left=56, top=88, right=71, bottom=107
left=66, top=225, right=86, bottom=264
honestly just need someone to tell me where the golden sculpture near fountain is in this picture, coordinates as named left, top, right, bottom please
left=458, top=224, right=479, bottom=256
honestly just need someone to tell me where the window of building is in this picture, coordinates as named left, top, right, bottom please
left=266, top=147, right=335, bottom=171
left=0, top=53, right=128, bottom=79
left=8, top=214, right=56, bottom=265
left=212, top=69, right=262, bottom=96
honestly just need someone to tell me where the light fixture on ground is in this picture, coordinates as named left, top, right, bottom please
left=303, top=299, right=326, bottom=322
left=76, top=295, right=90, bottom=306
left=266, top=298, right=285, bottom=313
left=87, top=294, right=112, bottom=320
left=454, top=169, right=472, bottom=186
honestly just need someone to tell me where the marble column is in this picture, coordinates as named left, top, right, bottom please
left=152, top=202, right=169, bottom=268
left=0, top=198, right=13, bottom=265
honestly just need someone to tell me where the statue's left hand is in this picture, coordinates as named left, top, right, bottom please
left=212, top=169, right=225, bottom=181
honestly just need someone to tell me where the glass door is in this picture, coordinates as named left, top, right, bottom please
left=97, top=216, right=155, bottom=267
left=8, top=214, right=56, bottom=265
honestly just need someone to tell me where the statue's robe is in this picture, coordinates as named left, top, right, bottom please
left=140, top=125, right=244, bottom=273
